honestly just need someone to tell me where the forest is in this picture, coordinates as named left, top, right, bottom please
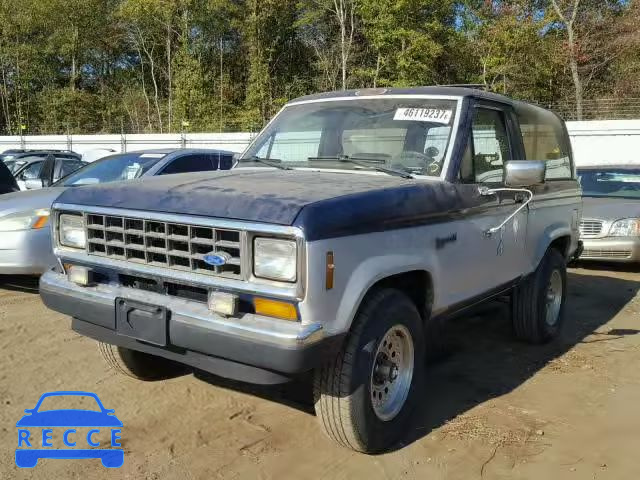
left=0, top=0, right=638, bottom=135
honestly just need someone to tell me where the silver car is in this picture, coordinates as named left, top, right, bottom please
left=578, top=165, right=640, bottom=263
left=0, top=148, right=233, bottom=274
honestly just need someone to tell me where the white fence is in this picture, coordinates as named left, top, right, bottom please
left=1, top=120, right=639, bottom=167
left=0, top=132, right=255, bottom=156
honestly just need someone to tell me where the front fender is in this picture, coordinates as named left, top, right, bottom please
left=334, top=252, right=438, bottom=333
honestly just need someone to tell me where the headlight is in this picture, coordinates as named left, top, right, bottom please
left=609, top=218, right=640, bottom=237
left=0, top=209, right=50, bottom=232
left=59, top=214, right=86, bottom=249
left=254, top=237, right=297, bottom=282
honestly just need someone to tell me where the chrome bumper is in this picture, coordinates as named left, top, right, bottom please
left=39, top=270, right=323, bottom=347
left=39, top=270, right=344, bottom=383
left=580, top=237, right=640, bottom=262
left=0, top=228, right=55, bottom=275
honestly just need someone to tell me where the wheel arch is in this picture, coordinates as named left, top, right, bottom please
left=531, top=223, right=574, bottom=273
left=351, top=270, right=434, bottom=327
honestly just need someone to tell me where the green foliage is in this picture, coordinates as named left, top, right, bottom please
left=0, top=0, right=636, bottom=134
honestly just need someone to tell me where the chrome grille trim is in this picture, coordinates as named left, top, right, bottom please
left=582, top=249, right=632, bottom=259
left=85, top=213, right=243, bottom=279
left=579, top=220, right=604, bottom=238
left=52, top=203, right=306, bottom=299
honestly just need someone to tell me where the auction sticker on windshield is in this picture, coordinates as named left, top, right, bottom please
left=394, top=107, right=452, bottom=124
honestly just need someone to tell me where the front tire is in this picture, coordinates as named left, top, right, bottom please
left=313, top=289, right=425, bottom=453
left=99, top=343, right=187, bottom=381
left=512, top=248, right=567, bottom=344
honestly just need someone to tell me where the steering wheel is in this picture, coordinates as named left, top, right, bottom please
left=394, top=147, right=443, bottom=175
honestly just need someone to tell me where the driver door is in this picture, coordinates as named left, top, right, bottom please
left=442, top=102, right=528, bottom=307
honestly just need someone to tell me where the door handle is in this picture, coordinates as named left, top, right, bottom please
left=479, top=187, right=534, bottom=236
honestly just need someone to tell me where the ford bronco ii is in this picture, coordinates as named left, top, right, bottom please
left=40, top=87, right=581, bottom=453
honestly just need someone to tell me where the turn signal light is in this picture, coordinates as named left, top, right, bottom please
left=253, top=298, right=298, bottom=321
left=326, top=251, right=335, bottom=290
left=32, top=215, right=49, bottom=229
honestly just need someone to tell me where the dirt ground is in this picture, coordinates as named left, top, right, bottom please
left=1, top=264, right=639, bottom=479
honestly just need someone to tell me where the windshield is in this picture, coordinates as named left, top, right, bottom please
left=57, top=152, right=165, bottom=186
left=239, top=97, right=459, bottom=177
left=578, top=168, right=640, bottom=199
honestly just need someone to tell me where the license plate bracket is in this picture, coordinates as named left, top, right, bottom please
left=115, top=298, right=168, bottom=346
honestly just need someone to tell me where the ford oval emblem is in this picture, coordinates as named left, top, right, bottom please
left=203, top=252, right=231, bottom=267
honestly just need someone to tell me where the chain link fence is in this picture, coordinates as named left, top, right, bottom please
left=547, top=98, right=640, bottom=121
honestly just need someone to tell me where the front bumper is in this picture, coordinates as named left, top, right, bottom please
left=0, top=228, right=55, bottom=275
left=580, top=237, right=640, bottom=262
left=39, top=270, right=343, bottom=384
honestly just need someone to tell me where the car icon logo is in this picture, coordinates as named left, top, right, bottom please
left=203, top=252, right=231, bottom=267
left=15, top=391, right=124, bottom=468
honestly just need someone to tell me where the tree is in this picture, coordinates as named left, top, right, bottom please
left=357, top=0, right=456, bottom=88
left=549, top=0, right=584, bottom=119
left=0, top=0, right=636, bottom=134
left=299, top=0, right=359, bottom=90
left=461, top=2, right=562, bottom=103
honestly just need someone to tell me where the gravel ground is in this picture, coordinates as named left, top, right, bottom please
left=1, top=264, right=639, bottom=479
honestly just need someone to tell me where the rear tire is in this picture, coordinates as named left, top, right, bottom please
left=512, top=248, right=567, bottom=344
left=99, top=343, right=187, bottom=381
left=313, top=289, right=425, bottom=453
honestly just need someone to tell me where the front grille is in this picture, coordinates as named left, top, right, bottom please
left=85, top=214, right=243, bottom=279
left=579, top=220, right=603, bottom=238
left=582, top=249, right=632, bottom=259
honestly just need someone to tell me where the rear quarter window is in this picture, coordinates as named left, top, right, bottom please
left=516, top=105, right=573, bottom=180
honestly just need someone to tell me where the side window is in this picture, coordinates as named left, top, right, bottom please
left=160, top=155, right=214, bottom=175
left=209, top=153, right=233, bottom=170
left=56, top=160, right=85, bottom=181
left=18, top=162, right=43, bottom=181
left=471, top=108, right=511, bottom=183
left=517, top=106, right=572, bottom=180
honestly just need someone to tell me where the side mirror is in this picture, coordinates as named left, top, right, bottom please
left=504, top=160, right=546, bottom=188
left=24, top=179, right=44, bottom=190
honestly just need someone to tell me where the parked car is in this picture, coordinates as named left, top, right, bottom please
left=39, top=87, right=581, bottom=453
left=1, top=149, right=30, bottom=163
left=0, top=161, right=19, bottom=195
left=578, top=165, right=639, bottom=262
left=4, top=150, right=80, bottom=171
left=0, top=148, right=233, bottom=274
left=14, top=155, right=86, bottom=190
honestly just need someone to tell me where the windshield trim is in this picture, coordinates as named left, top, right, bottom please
left=237, top=94, right=463, bottom=181
left=287, top=93, right=463, bottom=107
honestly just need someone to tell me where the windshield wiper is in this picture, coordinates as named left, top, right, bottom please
left=307, top=155, right=413, bottom=179
left=239, top=155, right=292, bottom=171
